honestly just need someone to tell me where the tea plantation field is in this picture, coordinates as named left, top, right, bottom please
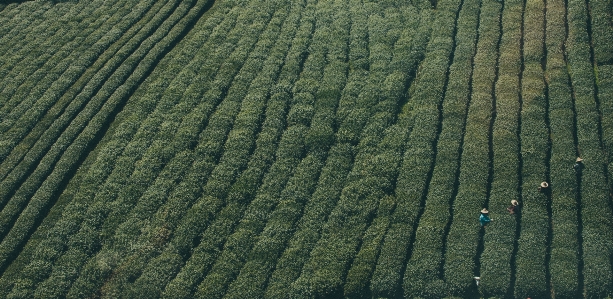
left=0, top=0, right=612, bottom=298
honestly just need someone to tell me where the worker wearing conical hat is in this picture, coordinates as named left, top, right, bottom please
left=537, top=181, right=549, bottom=192
left=507, top=199, right=520, bottom=214
left=479, top=208, right=492, bottom=227
left=573, top=157, right=584, bottom=172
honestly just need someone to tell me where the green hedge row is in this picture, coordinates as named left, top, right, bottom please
left=290, top=123, right=405, bottom=298
left=158, top=1, right=311, bottom=298
left=341, top=6, right=425, bottom=299
left=287, top=3, right=414, bottom=297
left=0, top=1, right=82, bottom=61
left=0, top=1, right=165, bottom=199
left=567, top=0, right=613, bottom=294
left=152, top=8, right=311, bottom=298
left=0, top=0, right=218, bottom=296
left=193, top=1, right=343, bottom=297
left=0, top=2, right=28, bottom=41
left=0, top=0, right=197, bottom=258
left=514, top=0, right=550, bottom=294
left=222, top=2, right=350, bottom=298
left=0, top=0, right=178, bottom=224
left=0, top=0, right=102, bottom=111
left=401, top=0, right=480, bottom=296
left=4, top=1, right=238, bottom=293
left=597, top=65, right=613, bottom=194
left=344, top=195, right=395, bottom=299
left=0, top=1, right=67, bottom=86
left=0, top=0, right=140, bottom=133
left=155, top=5, right=314, bottom=298
left=478, top=0, right=522, bottom=295
left=335, top=5, right=421, bottom=297
left=443, top=0, right=501, bottom=296
left=82, top=5, right=292, bottom=296
left=0, top=0, right=159, bottom=177
left=61, top=2, right=283, bottom=298
left=263, top=1, right=371, bottom=296
left=0, top=0, right=231, bottom=293
left=368, top=8, right=433, bottom=299
left=545, top=0, right=581, bottom=296
left=588, top=0, right=613, bottom=64
left=0, top=0, right=186, bottom=250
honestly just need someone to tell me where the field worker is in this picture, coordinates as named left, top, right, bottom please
left=480, top=208, right=492, bottom=227
left=573, top=157, right=584, bottom=172
left=537, top=181, right=549, bottom=193
left=507, top=200, right=520, bottom=214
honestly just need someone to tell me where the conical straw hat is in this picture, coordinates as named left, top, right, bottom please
left=576, top=157, right=583, bottom=162
left=540, top=182, right=549, bottom=188
left=481, top=208, right=489, bottom=214
left=511, top=200, right=519, bottom=206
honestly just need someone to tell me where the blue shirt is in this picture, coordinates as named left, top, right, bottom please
left=480, top=214, right=491, bottom=226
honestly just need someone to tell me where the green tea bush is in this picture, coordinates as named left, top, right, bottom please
left=369, top=8, right=433, bottom=298
left=567, top=0, right=613, bottom=295
left=64, top=2, right=281, bottom=297
left=194, top=2, right=341, bottom=297
left=544, top=0, right=581, bottom=296
left=287, top=4, right=417, bottom=297
left=512, top=0, right=550, bottom=297
left=588, top=0, right=613, bottom=65
left=0, top=0, right=181, bottom=232
left=401, top=0, right=479, bottom=296
left=0, top=0, right=218, bottom=296
left=597, top=65, right=613, bottom=188
left=478, top=0, right=522, bottom=295
left=443, top=0, right=501, bottom=296
left=0, top=0, right=157, bottom=176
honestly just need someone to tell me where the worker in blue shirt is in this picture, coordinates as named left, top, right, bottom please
left=479, top=208, right=492, bottom=227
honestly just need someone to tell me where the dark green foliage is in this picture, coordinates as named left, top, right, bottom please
left=443, top=0, right=500, bottom=296
left=1, top=0, right=612, bottom=298
left=479, top=0, right=522, bottom=294
left=545, top=0, right=581, bottom=296
left=567, top=0, right=613, bottom=295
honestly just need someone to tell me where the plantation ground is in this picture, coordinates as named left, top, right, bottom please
left=0, top=0, right=612, bottom=298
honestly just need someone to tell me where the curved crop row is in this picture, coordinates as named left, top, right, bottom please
left=157, top=4, right=315, bottom=298
left=513, top=0, right=550, bottom=296
left=478, top=0, right=522, bottom=295
left=0, top=1, right=55, bottom=76
left=51, top=2, right=283, bottom=298
left=0, top=0, right=198, bottom=257
left=221, top=2, right=351, bottom=298
left=0, top=0, right=176, bottom=223
left=0, top=0, right=120, bottom=122
left=263, top=1, right=371, bottom=296
left=0, top=4, right=235, bottom=293
left=0, top=3, right=20, bottom=38
left=401, top=0, right=480, bottom=296
left=370, top=8, right=433, bottom=297
left=0, top=0, right=216, bottom=289
left=124, top=2, right=308, bottom=298
left=567, top=0, right=613, bottom=294
left=0, top=0, right=157, bottom=181
left=443, top=0, right=501, bottom=296
left=544, top=0, right=581, bottom=295
left=342, top=5, right=425, bottom=298
left=0, top=0, right=105, bottom=110
left=0, top=0, right=155, bottom=169
left=192, top=1, right=342, bottom=297
left=286, top=3, right=423, bottom=297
